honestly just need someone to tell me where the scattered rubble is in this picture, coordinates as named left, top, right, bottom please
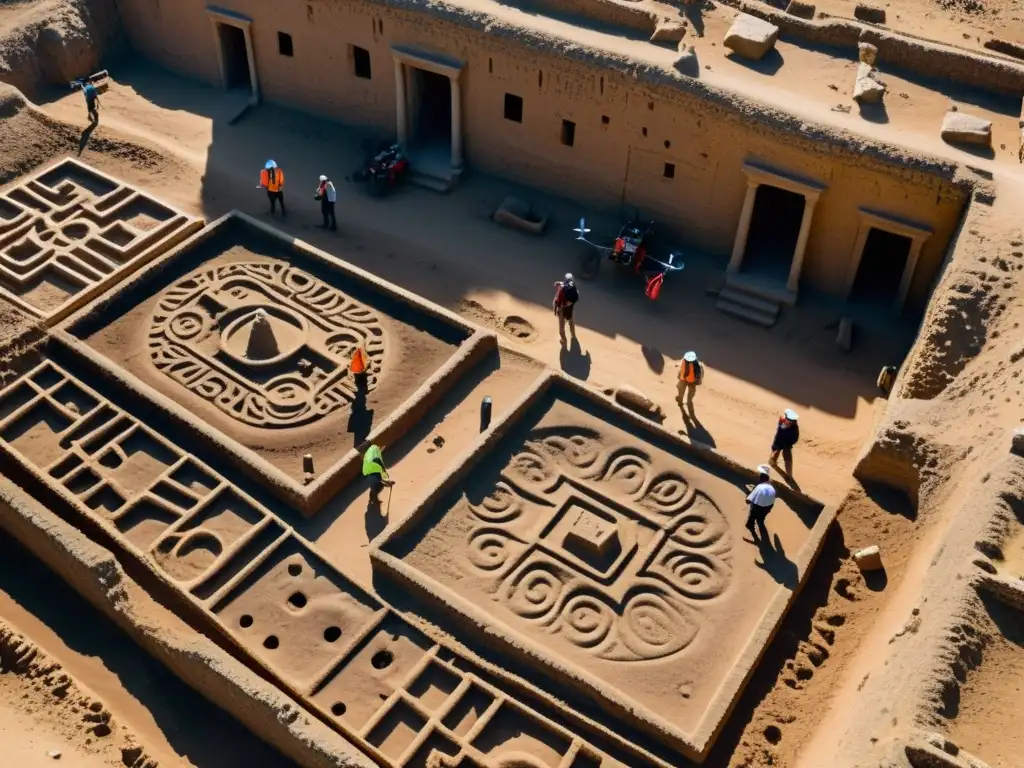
left=854, top=4, right=886, bottom=24
left=853, top=43, right=887, bottom=104
left=854, top=545, right=883, bottom=572
left=785, top=1, right=816, bottom=20
left=650, top=18, right=687, bottom=44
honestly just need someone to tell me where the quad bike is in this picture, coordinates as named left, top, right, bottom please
left=348, top=141, right=409, bottom=197
left=574, top=213, right=684, bottom=300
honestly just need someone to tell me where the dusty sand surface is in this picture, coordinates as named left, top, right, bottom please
left=0, top=1, right=1022, bottom=760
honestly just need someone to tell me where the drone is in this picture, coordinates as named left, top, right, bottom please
left=573, top=214, right=684, bottom=300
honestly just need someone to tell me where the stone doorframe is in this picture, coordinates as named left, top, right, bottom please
left=727, top=161, right=827, bottom=293
left=844, top=208, right=932, bottom=311
left=207, top=6, right=260, bottom=105
left=391, top=45, right=465, bottom=176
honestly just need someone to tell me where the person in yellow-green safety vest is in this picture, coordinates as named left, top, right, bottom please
left=362, top=444, right=394, bottom=492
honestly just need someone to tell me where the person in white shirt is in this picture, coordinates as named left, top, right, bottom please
left=745, top=464, right=777, bottom=539
left=315, top=175, right=337, bottom=231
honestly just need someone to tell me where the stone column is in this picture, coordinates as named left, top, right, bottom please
left=394, top=59, right=408, bottom=147
left=450, top=73, right=463, bottom=173
left=894, top=236, right=926, bottom=311
left=728, top=180, right=760, bottom=274
left=843, top=223, right=873, bottom=299
left=242, top=27, right=259, bottom=104
left=786, top=194, right=819, bottom=293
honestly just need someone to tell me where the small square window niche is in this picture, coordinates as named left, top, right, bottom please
left=278, top=32, right=294, bottom=57
left=504, top=93, right=523, bottom=123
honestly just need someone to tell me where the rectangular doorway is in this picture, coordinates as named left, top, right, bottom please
left=850, top=228, right=912, bottom=306
left=218, top=23, right=252, bottom=92
left=411, top=68, right=452, bottom=144
left=742, top=185, right=806, bottom=281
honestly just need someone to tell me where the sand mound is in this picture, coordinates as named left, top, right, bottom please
left=0, top=0, right=122, bottom=97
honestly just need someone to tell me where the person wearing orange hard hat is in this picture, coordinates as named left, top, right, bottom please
left=350, top=346, right=368, bottom=377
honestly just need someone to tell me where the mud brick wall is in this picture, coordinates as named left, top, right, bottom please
left=117, top=0, right=969, bottom=310
left=723, top=0, right=1024, bottom=97
left=512, top=0, right=657, bottom=35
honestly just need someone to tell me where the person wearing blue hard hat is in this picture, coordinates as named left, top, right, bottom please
left=258, top=159, right=286, bottom=216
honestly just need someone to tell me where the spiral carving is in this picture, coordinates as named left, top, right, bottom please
left=602, top=451, right=650, bottom=496
left=562, top=593, right=615, bottom=649
left=168, top=310, right=209, bottom=342
left=615, top=590, right=696, bottom=660
left=657, top=551, right=728, bottom=600
left=537, top=434, right=601, bottom=470
left=505, top=565, right=564, bottom=621
left=507, top=449, right=555, bottom=487
left=672, top=494, right=729, bottom=550
left=467, top=529, right=513, bottom=571
left=640, top=473, right=689, bottom=515
left=470, top=482, right=522, bottom=524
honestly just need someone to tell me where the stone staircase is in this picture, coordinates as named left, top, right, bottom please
left=714, top=275, right=795, bottom=328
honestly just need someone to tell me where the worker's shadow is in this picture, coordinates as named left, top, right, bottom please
left=347, top=376, right=374, bottom=444
left=77, top=121, right=98, bottom=155
left=559, top=336, right=591, bottom=381
left=680, top=404, right=716, bottom=449
left=365, top=481, right=389, bottom=542
left=750, top=529, right=798, bottom=590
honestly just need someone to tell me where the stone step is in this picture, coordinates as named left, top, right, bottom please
left=409, top=171, right=454, bottom=193
left=715, top=288, right=780, bottom=328
left=717, top=285, right=781, bottom=316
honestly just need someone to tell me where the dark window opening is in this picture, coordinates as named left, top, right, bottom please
left=561, top=120, right=576, bottom=147
left=601, top=115, right=610, bottom=125
left=663, top=163, right=675, bottom=179
left=277, top=32, right=293, bottom=57
left=538, top=71, right=543, bottom=88
left=489, top=57, right=493, bottom=73
left=664, top=140, right=671, bottom=149
left=642, top=127, right=648, bottom=137
left=504, top=93, right=523, bottom=123
left=352, top=46, right=372, bottom=79
left=850, top=228, right=913, bottom=306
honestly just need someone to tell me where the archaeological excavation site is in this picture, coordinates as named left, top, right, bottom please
left=0, top=0, right=1022, bottom=766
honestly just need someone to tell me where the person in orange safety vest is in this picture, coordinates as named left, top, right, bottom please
left=259, top=160, right=286, bottom=216
left=677, top=350, right=704, bottom=410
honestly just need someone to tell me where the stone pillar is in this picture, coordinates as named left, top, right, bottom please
left=242, top=27, right=259, bottom=104
left=394, top=59, right=408, bottom=147
left=843, top=223, right=873, bottom=299
left=728, top=181, right=760, bottom=274
left=894, top=237, right=925, bottom=311
left=450, top=73, right=463, bottom=173
left=786, top=194, right=819, bottom=293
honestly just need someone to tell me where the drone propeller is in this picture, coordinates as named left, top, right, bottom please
left=573, top=217, right=591, bottom=240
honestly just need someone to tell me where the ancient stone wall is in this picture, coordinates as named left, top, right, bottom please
left=116, top=0, right=968, bottom=308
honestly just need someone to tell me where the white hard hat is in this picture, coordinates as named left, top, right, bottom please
left=757, top=464, right=771, bottom=476
left=319, top=175, right=327, bottom=181
left=683, top=351, right=697, bottom=363
left=784, top=408, right=799, bottom=421
left=265, top=160, right=277, bottom=169
left=565, top=273, right=574, bottom=281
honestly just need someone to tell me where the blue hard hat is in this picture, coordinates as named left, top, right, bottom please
left=265, top=160, right=277, bottom=169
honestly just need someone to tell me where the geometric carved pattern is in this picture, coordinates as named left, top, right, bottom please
left=464, top=428, right=733, bottom=663
left=0, top=360, right=633, bottom=768
left=0, top=159, right=197, bottom=319
left=148, top=262, right=386, bottom=428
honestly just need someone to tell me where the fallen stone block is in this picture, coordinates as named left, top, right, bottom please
left=651, top=18, right=687, bottom=44
left=614, top=385, right=665, bottom=421
left=854, top=3, right=886, bottom=24
left=854, top=545, right=883, bottom=571
left=1012, top=427, right=1024, bottom=456
left=858, top=42, right=877, bottom=66
left=785, top=0, right=815, bottom=20
left=493, top=196, right=547, bottom=235
left=836, top=317, right=853, bottom=352
left=854, top=73, right=886, bottom=103
left=941, top=111, right=993, bottom=148
left=723, top=14, right=779, bottom=62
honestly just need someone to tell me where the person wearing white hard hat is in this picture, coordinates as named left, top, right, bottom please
left=259, top=160, right=286, bottom=216
left=677, top=351, right=704, bottom=410
left=745, top=464, right=777, bottom=539
left=315, top=174, right=337, bottom=231
left=552, top=272, right=579, bottom=346
left=770, top=408, right=800, bottom=476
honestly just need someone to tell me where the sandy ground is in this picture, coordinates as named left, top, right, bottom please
left=0, top=0, right=1021, bottom=758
